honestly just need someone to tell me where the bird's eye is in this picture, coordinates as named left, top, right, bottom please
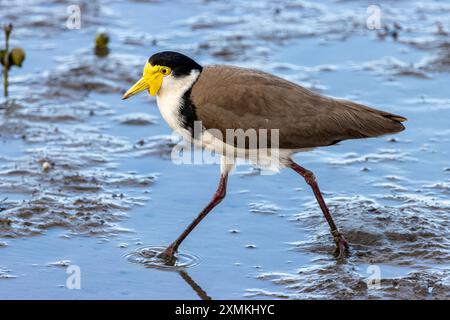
left=160, top=67, right=171, bottom=75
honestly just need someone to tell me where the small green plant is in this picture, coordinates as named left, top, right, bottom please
left=94, top=32, right=110, bottom=57
left=1, top=24, right=26, bottom=97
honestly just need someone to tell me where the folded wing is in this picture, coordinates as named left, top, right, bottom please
left=191, top=65, right=406, bottom=149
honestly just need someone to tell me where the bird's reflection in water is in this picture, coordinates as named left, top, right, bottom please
left=125, top=246, right=209, bottom=299
left=161, top=252, right=211, bottom=300
left=178, top=269, right=211, bottom=300
left=159, top=258, right=211, bottom=299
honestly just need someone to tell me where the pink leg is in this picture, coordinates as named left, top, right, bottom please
left=289, top=161, right=349, bottom=258
left=160, top=174, right=228, bottom=263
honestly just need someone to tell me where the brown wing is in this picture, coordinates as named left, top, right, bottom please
left=191, top=65, right=406, bottom=149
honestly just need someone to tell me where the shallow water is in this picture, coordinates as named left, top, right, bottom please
left=0, top=0, right=449, bottom=299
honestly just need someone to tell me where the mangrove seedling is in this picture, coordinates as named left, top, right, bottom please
left=95, top=32, right=110, bottom=57
left=1, top=24, right=26, bottom=97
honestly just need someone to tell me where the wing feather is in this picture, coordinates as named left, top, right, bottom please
left=191, top=65, right=406, bottom=149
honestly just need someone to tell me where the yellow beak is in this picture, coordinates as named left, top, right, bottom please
left=122, top=62, right=163, bottom=99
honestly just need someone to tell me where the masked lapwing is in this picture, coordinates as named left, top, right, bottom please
left=122, top=51, right=406, bottom=261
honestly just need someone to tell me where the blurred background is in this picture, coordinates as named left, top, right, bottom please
left=0, top=0, right=449, bottom=299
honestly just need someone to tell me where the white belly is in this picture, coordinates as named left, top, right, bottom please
left=198, top=130, right=296, bottom=171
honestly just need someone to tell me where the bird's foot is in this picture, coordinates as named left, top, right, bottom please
left=157, top=245, right=177, bottom=266
left=331, top=230, right=349, bottom=260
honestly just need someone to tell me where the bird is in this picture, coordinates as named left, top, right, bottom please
left=122, top=51, right=406, bottom=262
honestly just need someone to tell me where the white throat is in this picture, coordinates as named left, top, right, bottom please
left=156, top=70, right=200, bottom=137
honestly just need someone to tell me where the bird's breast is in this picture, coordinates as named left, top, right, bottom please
left=156, top=92, right=185, bottom=133
left=156, top=70, right=201, bottom=140
left=156, top=96, right=196, bottom=147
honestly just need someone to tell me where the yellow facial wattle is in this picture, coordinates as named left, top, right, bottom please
left=122, top=62, right=172, bottom=99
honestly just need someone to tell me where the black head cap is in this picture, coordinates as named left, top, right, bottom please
left=148, top=51, right=202, bottom=77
